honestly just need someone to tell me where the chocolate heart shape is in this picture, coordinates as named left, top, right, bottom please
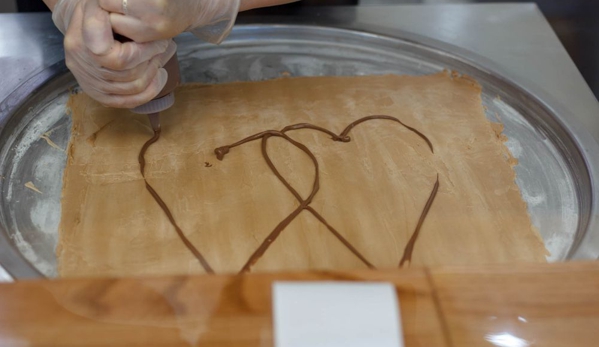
left=138, top=115, right=439, bottom=274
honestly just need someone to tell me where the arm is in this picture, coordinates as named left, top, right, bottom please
left=239, top=0, right=298, bottom=11
left=42, top=0, right=60, bottom=11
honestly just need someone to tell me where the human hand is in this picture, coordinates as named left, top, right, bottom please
left=98, top=0, right=241, bottom=44
left=52, top=0, right=176, bottom=108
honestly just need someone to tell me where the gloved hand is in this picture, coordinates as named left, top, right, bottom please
left=52, top=0, right=176, bottom=108
left=98, top=0, right=241, bottom=44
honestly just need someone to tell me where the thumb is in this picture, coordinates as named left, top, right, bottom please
left=82, top=0, right=114, bottom=55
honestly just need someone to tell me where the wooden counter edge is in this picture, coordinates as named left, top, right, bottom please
left=0, top=261, right=596, bottom=347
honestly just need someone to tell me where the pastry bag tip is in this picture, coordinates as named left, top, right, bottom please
left=148, top=113, right=161, bottom=132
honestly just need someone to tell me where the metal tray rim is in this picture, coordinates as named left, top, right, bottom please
left=1, top=24, right=597, bottom=280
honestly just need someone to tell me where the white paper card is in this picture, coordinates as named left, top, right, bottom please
left=273, top=282, right=403, bottom=347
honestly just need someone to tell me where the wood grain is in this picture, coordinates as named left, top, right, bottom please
left=0, top=268, right=445, bottom=347
left=431, top=262, right=599, bottom=347
left=0, top=262, right=597, bottom=346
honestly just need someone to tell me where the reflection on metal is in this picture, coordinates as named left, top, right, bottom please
left=485, top=333, right=531, bottom=347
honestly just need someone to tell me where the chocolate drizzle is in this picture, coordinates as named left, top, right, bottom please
left=139, top=115, right=439, bottom=274
left=139, top=128, right=215, bottom=274
left=399, top=174, right=440, bottom=267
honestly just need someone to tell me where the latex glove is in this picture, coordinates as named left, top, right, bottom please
left=52, top=0, right=176, bottom=108
left=98, top=0, right=241, bottom=44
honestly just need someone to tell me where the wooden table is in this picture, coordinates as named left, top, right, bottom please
left=0, top=261, right=598, bottom=346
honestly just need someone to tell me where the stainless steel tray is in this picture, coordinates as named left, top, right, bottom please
left=1, top=25, right=597, bottom=279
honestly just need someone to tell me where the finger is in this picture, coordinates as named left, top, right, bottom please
left=100, top=68, right=168, bottom=108
left=157, top=40, right=177, bottom=67
left=98, top=0, right=125, bottom=14
left=82, top=0, right=114, bottom=55
left=98, top=43, right=173, bottom=79
left=96, top=39, right=168, bottom=70
left=98, top=67, right=159, bottom=95
left=109, top=13, right=152, bottom=43
left=97, top=60, right=150, bottom=82
left=98, top=52, right=165, bottom=82
left=96, top=58, right=161, bottom=95
left=99, top=0, right=168, bottom=19
left=110, top=12, right=176, bottom=42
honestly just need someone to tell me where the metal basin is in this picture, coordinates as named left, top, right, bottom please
left=0, top=25, right=597, bottom=279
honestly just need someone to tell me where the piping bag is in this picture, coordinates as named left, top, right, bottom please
left=115, top=34, right=181, bottom=132
left=130, top=53, right=181, bottom=132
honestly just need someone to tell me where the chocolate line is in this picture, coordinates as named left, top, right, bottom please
left=139, top=129, right=214, bottom=274
left=237, top=133, right=376, bottom=272
left=216, top=115, right=439, bottom=273
left=339, top=115, right=435, bottom=153
left=281, top=123, right=349, bottom=142
left=305, top=206, right=375, bottom=269
left=138, top=115, right=438, bottom=274
left=399, top=174, right=440, bottom=267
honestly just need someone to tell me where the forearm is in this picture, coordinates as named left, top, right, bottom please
left=239, top=0, right=298, bottom=12
left=48, top=0, right=293, bottom=13
left=42, top=0, right=61, bottom=11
